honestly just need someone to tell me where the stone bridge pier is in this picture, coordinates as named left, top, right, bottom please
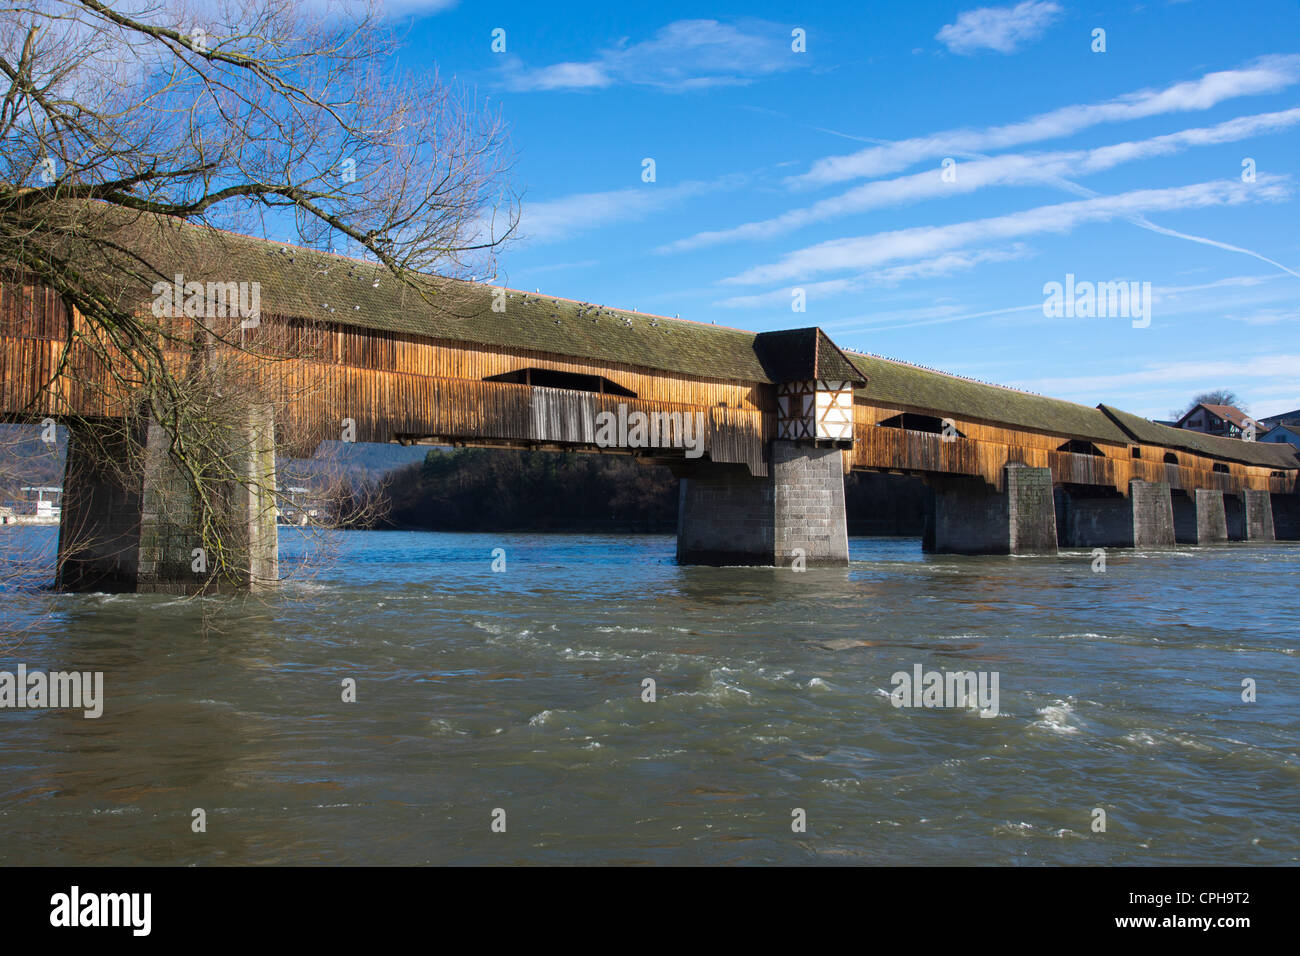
left=1171, top=489, right=1228, bottom=545
left=675, top=441, right=849, bottom=567
left=56, top=412, right=279, bottom=593
left=1226, top=489, right=1276, bottom=541
left=1055, top=479, right=1175, bottom=548
left=923, top=463, right=1058, bottom=555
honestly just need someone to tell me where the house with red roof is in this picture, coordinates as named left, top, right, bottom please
left=1175, top=403, right=1263, bottom=441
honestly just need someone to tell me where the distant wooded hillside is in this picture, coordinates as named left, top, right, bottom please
left=382, top=448, right=678, bottom=532
left=379, top=448, right=926, bottom=535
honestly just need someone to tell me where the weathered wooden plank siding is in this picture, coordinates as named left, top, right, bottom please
left=313, top=323, right=774, bottom=413
left=1, top=283, right=775, bottom=473
left=270, top=370, right=771, bottom=475
left=1, top=281, right=1294, bottom=494
left=851, top=404, right=1291, bottom=494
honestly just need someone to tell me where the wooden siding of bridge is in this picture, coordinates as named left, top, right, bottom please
left=301, top=322, right=775, bottom=413
left=2, top=280, right=1294, bottom=494
left=0, top=285, right=772, bottom=475
left=268, top=367, right=771, bottom=475
left=852, top=402, right=1292, bottom=495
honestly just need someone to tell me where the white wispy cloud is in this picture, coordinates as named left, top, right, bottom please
left=827, top=301, right=1053, bottom=334
left=867, top=245, right=1034, bottom=284
left=300, top=0, right=459, bottom=18
left=381, top=0, right=458, bottom=14
left=715, top=278, right=863, bottom=310
left=1225, top=306, right=1300, bottom=325
left=502, top=61, right=612, bottom=92
left=789, top=55, right=1300, bottom=187
left=717, top=247, right=1029, bottom=310
left=514, top=175, right=744, bottom=244
left=510, top=259, right=601, bottom=278
left=820, top=273, right=1294, bottom=334
left=1018, top=354, right=1300, bottom=396
left=1150, top=274, right=1285, bottom=297
left=715, top=245, right=1034, bottom=308
left=721, top=176, right=1293, bottom=286
left=661, top=108, right=1300, bottom=253
left=1020, top=353, right=1300, bottom=419
left=936, top=1, right=1063, bottom=55
left=496, top=19, right=806, bottom=93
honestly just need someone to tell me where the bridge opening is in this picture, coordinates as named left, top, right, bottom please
left=1212, top=463, right=1230, bottom=474
left=1057, top=439, right=1104, bottom=456
left=383, top=445, right=675, bottom=532
left=875, top=413, right=963, bottom=437
left=1164, top=452, right=1179, bottom=464
left=845, top=471, right=926, bottom=536
left=1130, top=446, right=1142, bottom=458
left=376, top=444, right=930, bottom=543
left=483, top=368, right=636, bottom=397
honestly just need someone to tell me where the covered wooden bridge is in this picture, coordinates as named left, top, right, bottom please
left=2, top=210, right=1296, bottom=590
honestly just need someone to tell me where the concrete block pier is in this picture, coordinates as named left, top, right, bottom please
left=925, top=463, right=1057, bottom=555
left=1228, top=489, right=1276, bottom=542
left=1171, top=489, right=1228, bottom=545
left=56, top=412, right=279, bottom=593
left=1057, top=479, right=1175, bottom=548
left=676, top=441, right=848, bottom=567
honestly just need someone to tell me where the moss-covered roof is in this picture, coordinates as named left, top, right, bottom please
left=1100, top=405, right=1299, bottom=468
left=846, top=351, right=1133, bottom=445
left=67, top=207, right=779, bottom=384
left=38, top=205, right=1299, bottom=472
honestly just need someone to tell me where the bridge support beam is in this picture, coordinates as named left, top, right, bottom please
left=675, top=441, right=848, bottom=567
left=924, top=463, right=1057, bottom=555
left=57, top=412, right=278, bottom=593
left=1172, top=489, right=1228, bottom=545
left=1271, top=493, right=1300, bottom=540
left=1227, top=489, right=1275, bottom=541
left=1058, top=479, right=1175, bottom=548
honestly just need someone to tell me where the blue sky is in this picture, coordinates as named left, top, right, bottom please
left=388, top=0, right=1299, bottom=420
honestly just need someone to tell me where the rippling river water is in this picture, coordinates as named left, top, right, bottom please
left=1, top=528, right=1297, bottom=865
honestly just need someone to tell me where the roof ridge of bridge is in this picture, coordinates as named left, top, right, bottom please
left=841, top=347, right=1105, bottom=407
left=56, top=201, right=782, bottom=383
left=133, top=210, right=765, bottom=340
left=484, top=285, right=759, bottom=337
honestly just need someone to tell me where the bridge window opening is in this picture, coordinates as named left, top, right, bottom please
left=1130, top=446, right=1142, bottom=458
left=1212, top=463, right=1230, bottom=474
left=1271, top=470, right=1286, bottom=478
left=1163, top=452, right=1178, bottom=465
left=1057, top=439, right=1104, bottom=456
left=484, top=368, right=636, bottom=397
left=876, top=413, right=963, bottom=437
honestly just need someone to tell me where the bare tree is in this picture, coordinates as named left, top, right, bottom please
left=0, top=0, right=517, bottom=600
left=1171, top=389, right=1249, bottom=420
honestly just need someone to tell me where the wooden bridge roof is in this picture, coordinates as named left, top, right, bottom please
left=68, top=207, right=778, bottom=384
left=1100, top=404, right=1299, bottom=469
left=845, top=351, right=1296, bottom=468
left=845, top=351, right=1133, bottom=445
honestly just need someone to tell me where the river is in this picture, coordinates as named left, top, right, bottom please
left=1, top=527, right=1296, bottom=865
